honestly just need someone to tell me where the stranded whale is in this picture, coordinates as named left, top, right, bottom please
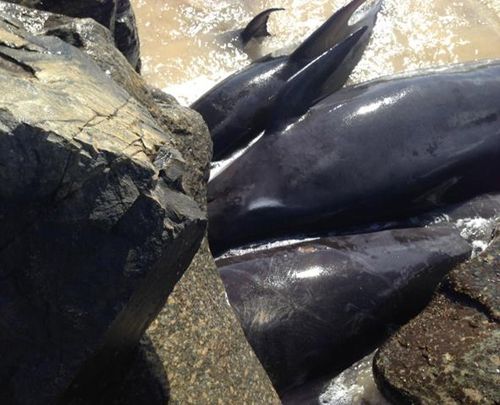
left=240, top=8, right=285, bottom=46
left=193, top=0, right=382, bottom=161
left=217, top=226, right=471, bottom=393
left=208, top=61, right=500, bottom=255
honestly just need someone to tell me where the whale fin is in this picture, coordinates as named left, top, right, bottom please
left=289, top=0, right=382, bottom=63
left=240, top=8, right=285, bottom=45
left=318, top=0, right=381, bottom=98
left=268, top=27, right=368, bottom=132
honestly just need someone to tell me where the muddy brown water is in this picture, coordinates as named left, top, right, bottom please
left=130, top=1, right=500, bottom=403
left=132, top=0, right=500, bottom=104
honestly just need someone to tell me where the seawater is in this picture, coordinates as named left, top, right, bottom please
left=132, top=0, right=500, bottom=104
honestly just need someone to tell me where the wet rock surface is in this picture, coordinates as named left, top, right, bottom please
left=374, top=226, right=500, bottom=405
left=115, top=0, right=141, bottom=71
left=2, top=0, right=141, bottom=69
left=0, top=13, right=206, bottom=405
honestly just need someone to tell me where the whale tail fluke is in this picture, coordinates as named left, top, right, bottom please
left=268, top=26, right=369, bottom=132
left=240, top=8, right=285, bottom=45
left=289, top=0, right=382, bottom=63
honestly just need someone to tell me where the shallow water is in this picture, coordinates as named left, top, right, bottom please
left=132, top=0, right=500, bottom=104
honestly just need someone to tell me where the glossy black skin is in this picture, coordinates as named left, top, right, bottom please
left=193, top=55, right=291, bottom=160
left=240, top=8, right=285, bottom=45
left=218, top=226, right=471, bottom=394
left=192, top=0, right=378, bottom=161
left=208, top=61, right=500, bottom=255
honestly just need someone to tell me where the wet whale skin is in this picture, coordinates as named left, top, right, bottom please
left=208, top=61, right=500, bottom=254
left=218, top=227, right=472, bottom=393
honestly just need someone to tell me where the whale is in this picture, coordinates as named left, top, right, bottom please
left=208, top=61, right=500, bottom=255
left=240, top=8, right=285, bottom=46
left=192, top=0, right=382, bottom=161
left=217, top=8, right=284, bottom=50
left=217, top=226, right=472, bottom=394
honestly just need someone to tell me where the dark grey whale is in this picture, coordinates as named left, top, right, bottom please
left=192, top=0, right=382, bottom=161
left=217, top=226, right=471, bottom=394
left=240, top=8, right=285, bottom=46
left=208, top=61, right=500, bottom=255
left=218, top=8, right=284, bottom=49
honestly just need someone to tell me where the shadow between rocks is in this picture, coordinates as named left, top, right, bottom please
left=66, top=336, right=170, bottom=405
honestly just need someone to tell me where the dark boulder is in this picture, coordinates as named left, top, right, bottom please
left=374, top=226, right=499, bottom=404
left=0, top=1, right=152, bottom=113
left=99, top=337, right=171, bottom=405
left=0, top=17, right=205, bottom=404
left=115, top=0, right=141, bottom=71
left=1, top=0, right=141, bottom=70
left=0, top=3, right=282, bottom=403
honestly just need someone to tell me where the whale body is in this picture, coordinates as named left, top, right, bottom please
left=208, top=61, right=500, bottom=255
left=192, top=0, right=382, bottom=161
left=218, top=226, right=471, bottom=393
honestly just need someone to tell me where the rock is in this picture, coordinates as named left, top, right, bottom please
left=0, top=3, right=282, bottom=403
left=146, top=240, right=281, bottom=405
left=100, top=337, right=171, bottom=405
left=0, top=1, right=153, bottom=112
left=143, top=89, right=281, bottom=404
left=0, top=17, right=205, bottom=404
left=148, top=87, right=212, bottom=206
left=115, top=0, right=141, bottom=71
left=1, top=0, right=141, bottom=70
left=374, top=226, right=500, bottom=405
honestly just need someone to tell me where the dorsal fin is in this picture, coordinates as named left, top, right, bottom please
left=267, top=27, right=368, bottom=132
left=319, top=0, right=382, bottom=98
left=290, top=0, right=382, bottom=63
left=240, top=8, right=285, bottom=45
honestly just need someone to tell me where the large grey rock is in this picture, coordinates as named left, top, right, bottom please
left=374, top=226, right=500, bottom=404
left=146, top=240, right=282, bottom=405
left=0, top=3, right=281, bottom=403
left=0, top=1, right=153, bottom=114
left=145, top=90, right=281, bottom=404
left=2, top=0, right=141, bottom=70
left=0, top=16, right=205, bottom=404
